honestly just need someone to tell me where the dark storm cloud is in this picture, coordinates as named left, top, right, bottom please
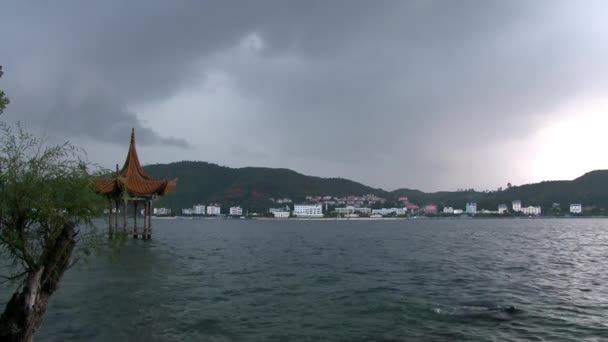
left=1, top=0, right=607, bottom=189
left=5, top=67, right=190, bottom=147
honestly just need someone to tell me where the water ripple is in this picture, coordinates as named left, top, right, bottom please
left=1, top=218, right=605, bottom=341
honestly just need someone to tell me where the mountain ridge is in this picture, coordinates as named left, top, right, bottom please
left=142, top=161, right=608, bottom=213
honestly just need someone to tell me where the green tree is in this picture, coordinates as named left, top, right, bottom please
left=0, top=66, right=9, bottom=115
left=0, top=123, right=103, bottom=341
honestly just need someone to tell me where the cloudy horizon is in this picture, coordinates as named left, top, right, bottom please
left=2, top=1, right=608, bottom=192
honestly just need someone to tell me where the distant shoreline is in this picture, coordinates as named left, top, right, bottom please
left=152, top=215, right=608, bottom=221
left=251, top=216, right=608, bottom=221
left=253, top=217, right=407, bottom=221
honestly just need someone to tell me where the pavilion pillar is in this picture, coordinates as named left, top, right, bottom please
left=114, top=199, right=119, bottom=235
left=148, top=201, right=152, bottom=239
left=108, top=199, right=113, bottom=238
left=123, top=200, right=128, bottom=233
left=133, top=201, right=138, bottom=239
left=142, top=201, right=148, bottom=240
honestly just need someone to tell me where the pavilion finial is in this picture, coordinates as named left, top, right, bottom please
left=130, top=128, right=135, bottom=144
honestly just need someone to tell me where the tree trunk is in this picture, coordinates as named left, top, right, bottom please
left=0, top=222, right=77, bottom=342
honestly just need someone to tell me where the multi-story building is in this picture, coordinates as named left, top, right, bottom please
left=182, top=208, right=194, bottom=215
left=498, top=204, right=508, bottom=214
left=273, top=211, right=290, bottom=218
left=521, top=206, right=541, bottom=215
left=406, top=203, right=420, bottom=213
left=335, top=206, right=356, bottom=214
left=155, top=207, right=172, bottom=216
left=466, top=202, right=477, bottom=214
left=356, top=207, right=372, bottom=215
left=512, top=200, right=522, bottom=212
left=395, top=208, right=407, bottom=216
left=206, top=204, right=221, bottom=216
left=364, top=194, right=386, bottom=204
left=293, top=204, right=323, bottom=217
left=570, top=204, right=582, bottom=214
left=229, top=206, right=243, bottom=216
left=443, top=206, right=454, bottom=214
left=370, top=208, right=407, bottom=216
left=193, top=204, right=206, bottom=215
left=371, top=208, right=394, bottom=216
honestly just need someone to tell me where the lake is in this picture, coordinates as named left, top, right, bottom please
left=3, top=218, right=607, bottom=341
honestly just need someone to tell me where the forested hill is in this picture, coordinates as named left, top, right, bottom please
left=390, top=170, right=608, bottom=212
left=479, top=170, right=608, bottom=211
left=143, top=161, right=388, bottom=211
left=143, top=161, right=608, bottom=213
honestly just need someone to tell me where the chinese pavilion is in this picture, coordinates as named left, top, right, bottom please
left=96, top=128, right=177, bottom=239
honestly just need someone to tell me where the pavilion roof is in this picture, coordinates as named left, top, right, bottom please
left=95, top=128, right=177, bottom=197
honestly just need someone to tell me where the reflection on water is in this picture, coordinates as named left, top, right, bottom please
left=2, top=218, right=607, bottom=341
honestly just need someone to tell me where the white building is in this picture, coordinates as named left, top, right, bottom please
left=521, top=206, right=541, bottom=215
left=193, top=204, right=206, bottom=215
left=395, top=208, right=407, bottom=216
left=443, top=206, right=454, bottom=214
left=512, top=200, right=522, bottom=212
left=273, top=211, right=290, bottom=218
left=371, top=208, right=394, bottom=216
left=498, top=204, right=508, bottom=214
left=335, top=206, right=356, bottom=214
left=229, top=206, right=243, bottom=216
left=570, top=204, right=582, bottom=214
left=466, top=202, right=477, bottom=214
left=357, top=207, right=372, bottom=215
left=453, top=209, right=464, bottom=215
left=207, top=205, right=221, bottom=216
left=182, top=208, right=194, bottom=215
left=155, top=207, right=172, bottom=216
left=293, top=204, right=323, bottom=217
left=336, top=206, right=372, bottom=215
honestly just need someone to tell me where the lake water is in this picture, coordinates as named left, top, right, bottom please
left=3, top=218, right=608, bottom=341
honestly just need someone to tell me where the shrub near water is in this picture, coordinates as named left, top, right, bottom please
left=0, top=122, right=104, bottom=341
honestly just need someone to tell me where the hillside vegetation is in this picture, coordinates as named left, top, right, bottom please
left=144, top=161, right=387, bottom=211
left=144, top=161, right=608, bottom=213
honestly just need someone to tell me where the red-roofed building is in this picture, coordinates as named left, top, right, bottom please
left=406, top=203, right=419, bottom=213
left=424, top=205, right=438, bottom=215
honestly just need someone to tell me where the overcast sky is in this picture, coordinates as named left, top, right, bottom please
left=2, top=1, right=608, bottom=191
